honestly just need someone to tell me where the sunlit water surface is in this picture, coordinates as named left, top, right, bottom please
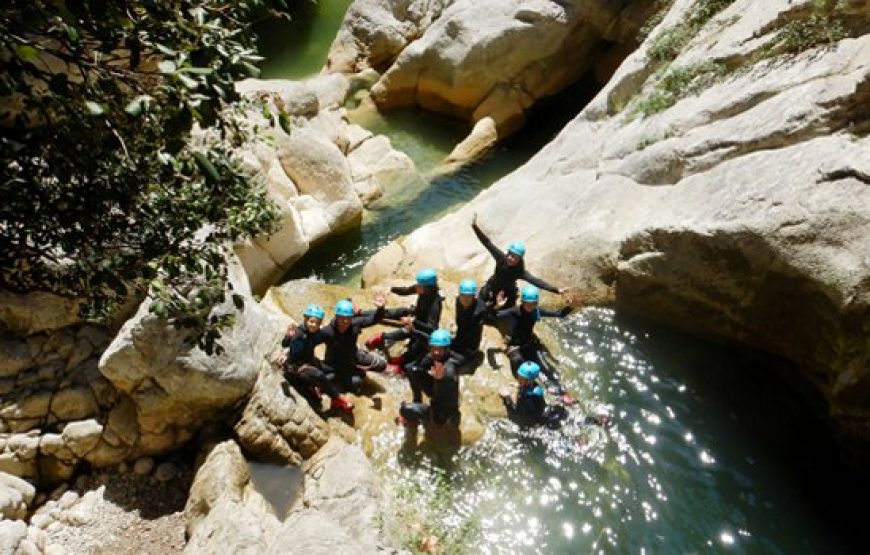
left=368, top=309, right=863, bottom=554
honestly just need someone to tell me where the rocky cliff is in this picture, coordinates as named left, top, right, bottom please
left=363, top=0, right=870, bottom=459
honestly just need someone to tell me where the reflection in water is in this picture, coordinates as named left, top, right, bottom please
left=369, top=308, right=866, bottom=554
left=248, top=462, right=304, bottom=520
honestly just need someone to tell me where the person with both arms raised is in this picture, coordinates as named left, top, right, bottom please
left=471, top=213, right=568, bottom=309
left=365, top=268, right=443, bottom=370
left=319, top=295, right=387, bottom=395
left=494, top=284, right=574, bottom=403
left=398, top=329, right=462, bottom=427
left=279, top=303, right=353, bottom=413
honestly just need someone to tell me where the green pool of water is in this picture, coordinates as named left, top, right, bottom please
left=371, top=308, right=867, bottom=553
left=254, top=0, right=353, bottom=80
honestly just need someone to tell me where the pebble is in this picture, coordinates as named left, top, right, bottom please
left=30, top=513, right=53, bottom=529
left=154, top=462, right=177, bottom=483
left=133, top=457, right=154, bottom=476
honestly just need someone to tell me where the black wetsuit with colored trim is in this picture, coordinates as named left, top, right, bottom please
left=503, top=384, right=567, bottom=429
left=472, top=222, right=560, bottom=308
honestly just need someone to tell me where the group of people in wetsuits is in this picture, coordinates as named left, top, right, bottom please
left=279, top=216, right=576, bottom=430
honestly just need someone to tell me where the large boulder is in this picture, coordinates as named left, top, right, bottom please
left=326, top=0, right=456, bottom=73
left=234, top=366, right=331, bottom=465
left=364, top=0, right=655, bottom=143
left=99, top=254, right=289, bottom=458
left=362, top=0, right=870, bottom=458
left=232, top=73, right=419, bottom=294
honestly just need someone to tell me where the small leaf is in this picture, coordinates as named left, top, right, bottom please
left=154, top=43, right=177, bottom=56
left=178, top=74, right=199, bottom=90
left=158, top=60, right=176, bottom=73
left=192, top=151, right=220, bottom=182
left=232, top=294, right=244, bottom=310
left=15, top=45, right=39, bottom=62
left=124, top=95, right=152, bottom=116
left=85, top=100, right=105, bottom=115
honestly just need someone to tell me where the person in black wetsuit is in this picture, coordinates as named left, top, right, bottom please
left=365, top=268, right=442, bottom=369
left=499, top=361, right=567, bottom=429
left=471, top=213, right=568, bottom=310
left=279, top=303, right=353, bottom=412
left=398, top=329, right=462, bottom=427
left=319, top=296, right=387, bottom=394
left=493, top=284, right=574, bottom=402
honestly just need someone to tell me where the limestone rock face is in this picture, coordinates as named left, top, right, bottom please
left=363, top=1, right=870, bottom=457
left=326, top=0, right=456, bottom=73
left=234, top=366, right=331, bottom=465
left=184, top=440, right=280, bottom=555
left=99, top=255, right=288, bottom=458
left=361, top=0, right=654, bottom=139
left=185, top=437, right=392, bottom=555
left=0, top=471, right=35, bottom=520
left=232, top=73, right=419, bottom=294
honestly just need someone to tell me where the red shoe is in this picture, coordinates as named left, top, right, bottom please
left=386, top=363, right=405, bottom=376
left=331, top=395, right=354, bottom=412
left=365, top=333, right=384, bottom=350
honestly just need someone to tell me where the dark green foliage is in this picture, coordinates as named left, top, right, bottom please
left=0, top=1, right=288, bottom=352
left=631, top=61, right=727, bottom=117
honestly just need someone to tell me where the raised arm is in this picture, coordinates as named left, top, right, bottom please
left=538, top=306, right=572, bottom=319
left=471, top=221, right=505, bottom=261
left=521, top=269, right=560, bottom=294
left=390, top=284, right=417, bottom=296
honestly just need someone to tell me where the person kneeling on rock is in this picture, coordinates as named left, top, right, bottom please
left=279, top=303, right=353, bottom=413
left=319, top=295, right=387, bottom=396
left=397, top=329, right=462, bottom=428
left=499, top=361, right=567, bottom=429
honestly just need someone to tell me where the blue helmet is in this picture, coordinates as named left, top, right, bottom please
left=429, top=329, right=452, bottom=347
left=416, top=268, right=438, bottom=286
left=521, top=285, right=540, bottom=303
left=335, top=299, right=355, bottom=317
left=303, top=304, right=325, bottom=320
left=458, top=278, right=477, bottom=296
left=507, top=241, right=526, bottom=257
left=517, top=361, right=541, bottom=380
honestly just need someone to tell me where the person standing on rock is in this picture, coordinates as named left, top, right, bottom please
left=398, top=329, right=462, bottom=428
left=279, top=304, right=354, bottom=412
left=471, top=213, right=568, bottom=310
left=320, top=296, right=387, bottom=395
left=365, top=268, right=443, bottom=371
left=494, top=285, right=574, bottom=403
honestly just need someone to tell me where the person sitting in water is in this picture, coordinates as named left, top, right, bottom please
left=398, top=329, right=462, bottom=427
left=493, top=284, right=574, bottom=402
left=279, top=303, right=353, bottom=412
left=365, top=268, right=443, bottom=370
left=319, top=296, right=387, bottom=395
left=499, top=361, right=567, bottom=429
left=471, top=213, right=568, bottom=309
